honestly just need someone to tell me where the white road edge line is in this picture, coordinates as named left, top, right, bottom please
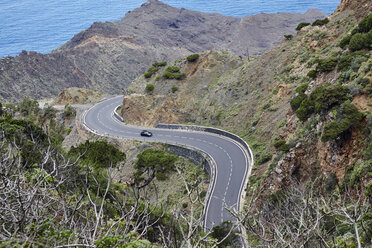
left=83, top=96, right=253, bottom=247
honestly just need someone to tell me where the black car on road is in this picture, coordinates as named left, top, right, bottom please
left=140, top=130, right=153, bottom=137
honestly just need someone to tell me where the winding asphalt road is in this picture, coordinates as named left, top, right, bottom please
left=83, top=95, right=250, bottom=231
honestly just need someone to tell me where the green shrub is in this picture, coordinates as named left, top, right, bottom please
left=182, top=202, right=188, bottom=208
left=296, top=83, right=309, bottom=93
left=349, top=33, right=368, bottom=51
left=171, top=86, right=178, bottom=93
left=175, top=73, right=186, bottom=80
left=290, top=93, right=307, bottom=111
left=18, top=97, right=40, bottom=116
left=338, top=69, right=353, bottom=82
left=144, top=71, right=153, bottom=78
left=63, top=104, right=76, bottom=118
left=276, top=119, right=287, bottom=129
left=296, top=22, right=310, bottom=31
left=284, top=34, right=293, bottom=40
left=312, top=18, right=329, bottom=26
left=152, top=61, right=167, bottom=67
left=134, top=149, right=177, bottom=184
left=351, top=56, right=368, bottom=71
left=43, top=106, right=57, bottom=119
left=338, top=54, right=353, bottom=71
left=155, top=76, right=161, bottom=81
left=307, top=69, right=317, bottom=79
left=292, top=85, right=349, bottom=122
left=295, top=98, right=314, bottom=122
left=272, top=88, right=279, bottom=95
left=155, top=172, right=167, bottom=181
left=321, top=102, right=363, bottom=142
left=145, top=84, right=154, bottom=92
left=162, top=71, right=175, bottom=79
left=186, top=54, right=200, bottom=62
left=310, top=85, right=350, bottom=113
left=69, top=140, right=125, bottom=169
left=144, top=66, right=160, bottom=78
left=316, top=57, right=338, bottom=72
left=339, top=35, right=351, bottom=49
left=210, top=221, right=239, bottom=247
left=166, top=66, right=180, bottom=73
left=357, top=13, right=372, bottom=33
left=273, top=139, right=290, bottom=152
left=342, top=14, right=372, bottom=52
left=338, top=51, right=369, bottom=71
left=360, top=77, right=370, bottom=87
left=256, top=153, right=272, bottom=165
left=147, top=66, right=160, bottom=73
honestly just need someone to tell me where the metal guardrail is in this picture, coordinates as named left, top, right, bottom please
left=156, top=123, right=254, bottom=168
left=113, top=105, right=124, bottom=122
left=155, top=123, right=253, bottom=247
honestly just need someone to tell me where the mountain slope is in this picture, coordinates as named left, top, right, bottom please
left=0, top=0, right=326, bottom=102
left=121, top=1, right=372, bottom=245
left=121, top=0, right=372, bottom=212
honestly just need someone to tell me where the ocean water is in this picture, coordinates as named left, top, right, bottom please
left=0, top=0, right=341, bottom=58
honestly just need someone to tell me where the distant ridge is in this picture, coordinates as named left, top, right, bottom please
left=0, top=0, right=326, bottom=102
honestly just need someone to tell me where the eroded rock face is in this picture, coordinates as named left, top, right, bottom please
left=121, top=94, right=182, bottom=126
left=0, top=0, right=326, bottom=102
left=336, top=0, right=372, bottom=18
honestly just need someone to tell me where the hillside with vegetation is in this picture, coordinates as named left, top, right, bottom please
left=121, top=0, right=372, bottom=246
left=0, top=100, right=218, bottom=247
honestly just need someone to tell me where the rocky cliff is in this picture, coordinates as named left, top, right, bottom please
left=0, top=0, right=326, bottom=102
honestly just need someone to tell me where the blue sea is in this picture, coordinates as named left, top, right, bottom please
left=0, top=0, right=341, bottom=58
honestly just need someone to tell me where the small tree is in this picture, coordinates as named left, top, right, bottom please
left=175, top=73, right=186, bottom=80
left=312, top=18, right=329, bottom=26
left=171, top=86, right=178, bottom=93
left=144, top=71, right=153, bottom=78
left=166, top=66, right=180, bottom=73
left=69, top=140, right=125, bottom=169
left=307, top=69, right=317, bottom=79
left=349, top=33, right=368, bottom=51
left=145, top=84, right=154, bottom=92
left=18, top=97, right=40, bottom=116
left=296, top=22, right=310, bottom=31
left=186, top=54, right=200, bottom=62
left=43, top=105, right=57, bottom=119
left=357, top=13, right=372, bottom=33
left=162, top=71, right=175, bottom=79
left=152, top=61, right=167, bottom=67
left=316, top=57, right=338, bottom=72
left=134, top=149, right=176, bottom=187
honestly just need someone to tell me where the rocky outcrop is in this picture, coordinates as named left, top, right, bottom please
left=0, top=0, right=326, bottom=102
left=122, top=94, right=182, bottom=126
left=336, top=0, right=372, bottom=19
